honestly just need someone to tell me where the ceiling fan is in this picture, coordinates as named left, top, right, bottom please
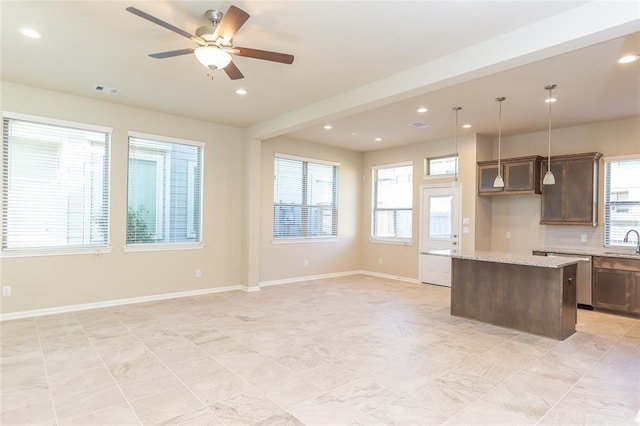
left=126, top=5, right=294, bottom=80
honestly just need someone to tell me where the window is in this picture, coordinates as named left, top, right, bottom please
left=425, top=155, right=458, bottom=177
left=2, top=113, right=110, bottom=253
left=127, top=133, right=203, bottom=246
left=372, top=162, right=413, bottom=241
left=273, top=154, right=338, bottom=240
left=604, top=155, right=640, bottom=248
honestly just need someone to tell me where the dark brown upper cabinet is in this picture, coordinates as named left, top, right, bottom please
left=540, top=152, right=602, bottom=226
left=478, top=156, right=542, bottom=195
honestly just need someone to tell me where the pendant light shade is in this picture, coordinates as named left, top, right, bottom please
left=543, top=84, right=557, bottom=185
left=493, top=96, right=506, bottom=188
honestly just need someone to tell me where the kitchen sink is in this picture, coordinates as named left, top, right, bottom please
left=603, top=251, right=640, bottom=256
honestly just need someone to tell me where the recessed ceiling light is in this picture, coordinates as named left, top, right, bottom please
left=374, top=137, right=382, bottom=142
left=19, top=28, right=42, bottom=39
left=545, top=97, right=557, bottom=103
left=618, top=54, right=639, bottom=64
left=416, top=107, right=428, bottom=113
left=351, top=132, right=358, bottom=136
left=235, top=88, right=247, bottom=95
left=323, top=124, right=333, bottom=130
left=462, top=124, right=472, bottom=129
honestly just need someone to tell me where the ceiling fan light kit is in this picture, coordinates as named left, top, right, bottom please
left=195, top=46, right=232, bottom=69
left=126, top=5, right=294, bottom=80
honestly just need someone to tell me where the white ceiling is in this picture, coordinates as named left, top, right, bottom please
left=1, top=1, right=639, bottom=152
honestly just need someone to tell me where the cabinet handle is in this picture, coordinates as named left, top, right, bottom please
left=568, top=277, right=573, bottom=285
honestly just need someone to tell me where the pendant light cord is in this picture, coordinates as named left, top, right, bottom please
left=547, top=86, right=553, bottom=172
left=496, top=97, right=505, bottom=175
left=453, top=107, right=462, bottom=181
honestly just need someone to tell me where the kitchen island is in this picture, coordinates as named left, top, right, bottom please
left=447, top=251, right=581, bottom=340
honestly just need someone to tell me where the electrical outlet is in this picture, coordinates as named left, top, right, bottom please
left=2, top=286, right=11, bottom=296
left=304, top=260, right=309, bottom=267
left=378, top=257, right=383, bottom=265
left=195, top=269, right=202, bottom=278
left=506, top=231, right=511, bottom=240
left=580, top=234, right=588, bottom=243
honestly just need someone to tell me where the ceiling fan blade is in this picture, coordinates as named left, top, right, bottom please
left=233, top=47, right=294, bottom=64
left=223, top=61, right=244, bottom=80
left=214, top=6, right=250, bottom=41
left=126, top=7, right=195, bottom=40
left=149, top=48, right=195, bottom=59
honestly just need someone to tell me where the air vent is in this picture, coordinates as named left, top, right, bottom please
left=410, top=121, right=431, bottom=128
left=94, top=85, right=120, bottom=95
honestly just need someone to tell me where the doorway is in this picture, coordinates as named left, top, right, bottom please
left=419, top=183, right=461, bottom=287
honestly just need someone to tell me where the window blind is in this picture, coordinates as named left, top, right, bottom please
left=372, top=163, right=413, bottom=240
left=127, top=134, right=203, bottom=245
left=604, top=157, right=640, bottom=247
left=2, top=115, right=110, bottom=251
left=273, top=155, right=338, bottom=239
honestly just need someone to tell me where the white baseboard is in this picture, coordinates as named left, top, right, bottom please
left=358, top=270, right=420, bottom=284
left=1, top=271, right=419, bottom=321
left=259, top=270, right=361, bottom=287
left=0, top=285, right=242, bottom=321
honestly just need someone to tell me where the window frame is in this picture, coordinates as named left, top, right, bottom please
left=603, top=154, right=640, bottom=249
left=1, top=111, right=112, bottom=257
left=272, top=153, right=339, bottom=242
left=371, top=161, right=414, bottom=244
left=423, top=154, right=458, bottom=179
left=125, top=131, right=204, bottom=252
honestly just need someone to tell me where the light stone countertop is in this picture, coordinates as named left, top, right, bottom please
left=536, top=247, right=640, bottom=260
left=427, top=249, right=583, bottom=268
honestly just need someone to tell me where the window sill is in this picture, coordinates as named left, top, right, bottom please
left=272, top=237, right=338, bottom=244
left=123, top=242, right=204, bottom=252
left=370, top=238, right=413, bottom=246
left=0, top=247, right=112, bottom=258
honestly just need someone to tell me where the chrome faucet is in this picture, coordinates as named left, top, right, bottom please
left=623, top=229, right=640, bottom=254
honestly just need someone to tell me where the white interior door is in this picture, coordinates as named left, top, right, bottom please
left=419, top=184, right=461, bottom=287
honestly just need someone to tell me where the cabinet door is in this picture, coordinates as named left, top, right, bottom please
left=505, top=161, right=534, bottom=192
left=565, top=158, right=595, bottom=223
left=478, top=164, right=503, bottom=193
left=632, top=272, right=640, bottom=314
left=592, top=268, right=631, bottom=312
left=540, top=161, right=564, bottom=222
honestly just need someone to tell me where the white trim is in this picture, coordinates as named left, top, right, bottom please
left=371, top=160, right=413, bottom=170
left=128, top=131, right=205, bottom=148
left=603, top=154, right=640, bottom=162
left=275, top=152, right=340, bottom=167
left=123, top=242, right=204, bottom=252
left=0, top=285, right=241, bottom=321
left=272, top=237, right=338, bottom=244
left=369, top=238, right=413, bottom=246
left=359, top=270, right=420, bottom=284
left=0, top=247, right=112, bottom=259
left=2, top=111, right=112, bottom=133
left=1, top=272, right=422, bottom=321
left=259, top=270, right=418, bottom=287
left=260, top=270, right=362, bottom=287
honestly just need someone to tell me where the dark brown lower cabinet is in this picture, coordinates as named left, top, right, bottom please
left=592, top=256, right=640, bottom=316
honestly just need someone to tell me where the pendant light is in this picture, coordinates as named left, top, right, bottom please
left=493, top=96, right=506, bottom=188
left=452, top=106, right=462, bottom=182
left=542, top=84, right=557, bottom=185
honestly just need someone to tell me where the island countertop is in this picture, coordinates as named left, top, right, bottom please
left=427, top=249, right=584, bottom=268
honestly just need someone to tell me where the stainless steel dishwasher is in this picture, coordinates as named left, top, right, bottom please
left=546, top=253, right=592, bottom=308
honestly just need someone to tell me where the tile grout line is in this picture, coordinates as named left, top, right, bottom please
left=33, top=318, right=61, bottom=426
left=69, top=314, right=143, bottom=425
left=536, top=319, right=631, bottom=425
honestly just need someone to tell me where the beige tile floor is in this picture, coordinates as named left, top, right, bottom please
left=1, top=274, right=639, bottom=425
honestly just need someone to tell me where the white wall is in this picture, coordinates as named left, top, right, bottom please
left=0, top=82, right=246, bottom=314
left=489, top=116, right=640, bottom=254
left=259, top=137, right=362, bottom=283
left=360, top=133, right=479, bottom=280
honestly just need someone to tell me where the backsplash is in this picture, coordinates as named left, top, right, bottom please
left=541, top=225, right=604, bottom=250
